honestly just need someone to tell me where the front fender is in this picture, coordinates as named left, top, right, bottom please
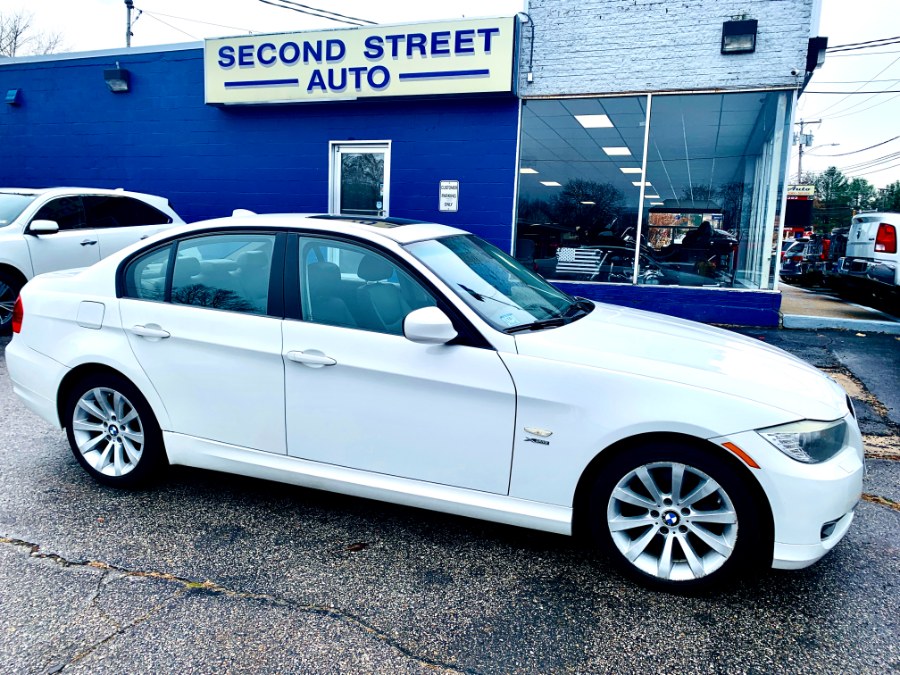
left=501, top=352, right=799, bottom=507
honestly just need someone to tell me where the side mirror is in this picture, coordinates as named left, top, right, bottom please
left=403, top=306, right=458, bottom=345
left=29, top=219, right=60, bottom=234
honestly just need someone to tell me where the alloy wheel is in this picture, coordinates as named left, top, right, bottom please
left=606, top=461, right=739, bottom=582
left=71, top=387, right=145, bottom=477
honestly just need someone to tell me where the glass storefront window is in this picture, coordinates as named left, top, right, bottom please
left=515, top=91, right=793, bottom=290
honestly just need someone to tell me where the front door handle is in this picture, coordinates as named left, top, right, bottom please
left=80, top=239, right=98, bottom=246
left=130, top=324, right=171, bottom=339
left=286, top=350, right=336, bottom=367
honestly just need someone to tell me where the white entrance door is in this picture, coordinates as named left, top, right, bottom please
left=330, top=142, right=390, bottom=218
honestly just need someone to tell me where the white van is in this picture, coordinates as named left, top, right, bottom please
left=836, top=212, right=898, bottom=303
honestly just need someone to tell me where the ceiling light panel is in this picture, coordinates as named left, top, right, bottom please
left=575, top=114, right=614, bottom=129
left=603, top=147, right=631, bottom=156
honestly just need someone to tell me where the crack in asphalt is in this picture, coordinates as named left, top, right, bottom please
left=50, top=587, right=189, bottom=673
left=0, top=536, right=477, bottom=675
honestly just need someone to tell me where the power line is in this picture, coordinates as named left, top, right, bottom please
left=827, top=35, right=900, bottom=50
left=828, top=49, right=900, bottom=57
left=828, top=40, right=900, bottom=54
left=807, top=136, right=900, bottom=157
left=807, top=54, right=900, bottom=116
left=143, top=10, right=256, bottom=33
left=257, top=0, right=376, bottom=26
left=825, top=92, right=900, bottom=121
left=806, top=89, right=900, bottom=94
left=849, top=160, right=900, bottom=178
left=141, top=11, right=198, bottom=39
left=814, top=78, right=900, bottom=83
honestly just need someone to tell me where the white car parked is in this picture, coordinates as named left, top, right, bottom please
left=6, top=214, right=864, bottom=591
left=0, top=187, right=183, bottom=333
left=836, top=212, right=898, bottom=303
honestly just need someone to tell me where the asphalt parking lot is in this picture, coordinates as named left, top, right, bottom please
left=1, top=332, right=898, bottom=674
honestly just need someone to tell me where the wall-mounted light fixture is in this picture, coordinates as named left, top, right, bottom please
left=806, top=37, right=828, bottom=72
left=103, top=66, right=131, bottom=92
left=721, top=19, right=758, bottom=54
left=5, top=89, right=22, bottom=106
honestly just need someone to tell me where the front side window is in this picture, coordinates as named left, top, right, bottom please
left=82, top=196, right=172, bottom=228
left=298, top=237, right=434, bottom=335
left=31, top=196, right=85, bottom=230
left=407, top=235, right=583, bottom=332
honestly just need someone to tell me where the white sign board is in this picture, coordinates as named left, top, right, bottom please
left=439, top=181, right=459, bottom=212
left=204, top=17, right=516, bottom=105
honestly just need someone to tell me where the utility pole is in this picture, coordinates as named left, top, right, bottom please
left=125, top=0, right=134, bottom=48
left=795, top=119, right=821, bottom=182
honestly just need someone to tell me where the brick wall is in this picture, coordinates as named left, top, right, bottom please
left=0, top=48, right=519, bottom=251
left=519, top=0, right=816, bottom=96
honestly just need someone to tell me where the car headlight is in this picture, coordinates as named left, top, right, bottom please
left=758, top=419, right=848, bottom=464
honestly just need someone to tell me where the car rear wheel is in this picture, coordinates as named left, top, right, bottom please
left=64, top=373, right=166, bottom=487
left=588, top=442, right=767, bottom=592
left=0, top=270, right=21, bottom=336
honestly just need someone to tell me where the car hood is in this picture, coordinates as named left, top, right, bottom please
left=512, top=303, right=848, bottom=421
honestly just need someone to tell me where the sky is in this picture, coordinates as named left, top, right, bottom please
left=9, top=0, right=900, bottom=188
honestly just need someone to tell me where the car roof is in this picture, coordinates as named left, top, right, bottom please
left=0, top=186, right=160, bottom=198
left=167, top=213, right=469, bottom=245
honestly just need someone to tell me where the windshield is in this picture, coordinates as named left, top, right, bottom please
left=406, top=235, right=590, bottom=332
left=0, top=193, right=37, bottom=227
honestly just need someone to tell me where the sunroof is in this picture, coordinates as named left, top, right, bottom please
left=309, top=215, right=428, bottom=228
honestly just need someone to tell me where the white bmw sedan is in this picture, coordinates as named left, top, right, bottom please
left=6, top=214, right=863, bottom=591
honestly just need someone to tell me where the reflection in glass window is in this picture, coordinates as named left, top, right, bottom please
left=171, top=234, right=275, bottom=314
left=515, top=96, right=648, bottom=282
left=124, top=245, right=171, bottom=301
left=638, top=91, right=791, bottom=289
left=514, top=91, right=793, bottom=290
left=82, top=196, right=171, bottom=228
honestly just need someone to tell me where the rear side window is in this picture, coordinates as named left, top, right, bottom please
left=31, top=196, right=85, bottom=230
left=124, top=245, right=172, bottom=301
left=171, top=234, right=276, bottom=315
left=82, top=196, right=172, bottom=229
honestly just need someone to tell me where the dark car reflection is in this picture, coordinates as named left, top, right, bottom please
left=518, top=226, right=738, bottom=287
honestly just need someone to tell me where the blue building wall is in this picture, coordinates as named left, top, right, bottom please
left=0, top=47, right=519, bottom=251
left=0, top=46, right=781, bottom=326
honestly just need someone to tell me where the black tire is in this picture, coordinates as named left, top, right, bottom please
left=587, top=441, right=769, bottom=592
left=0, top=270, right=22, bottom=337
left=64, top=372, right=167, bottom=488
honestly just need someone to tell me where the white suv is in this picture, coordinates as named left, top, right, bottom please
left=836, top=212, right=899, bottom=304
left=0, top=187, right=184, bottom=333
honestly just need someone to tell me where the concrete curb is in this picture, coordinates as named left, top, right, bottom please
left=782, top=314, right=900, bottom=334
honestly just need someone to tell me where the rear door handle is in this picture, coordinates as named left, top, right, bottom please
left=130, top=324, right=171, bottom=339
left=80, top=239, right=98, bottom=246
left=286, top=350, right=336, bottom=367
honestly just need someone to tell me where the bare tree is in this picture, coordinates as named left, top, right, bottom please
left=0, top=10, right=64, bottom=58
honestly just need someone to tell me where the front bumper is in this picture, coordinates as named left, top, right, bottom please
left=716, top=414, right=864, bottom=570
left=5, top=337, right=68, bottom=428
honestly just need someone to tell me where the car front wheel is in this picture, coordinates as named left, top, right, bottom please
left=588, top=442, right=768, bottom=591
left=64, top=373, right=166, bottom=487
